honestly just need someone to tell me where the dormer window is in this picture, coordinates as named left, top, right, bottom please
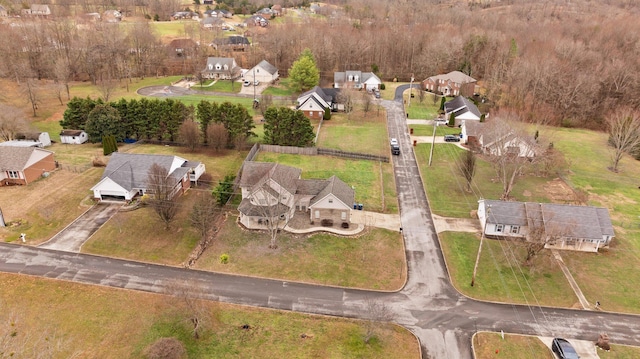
left=354, top=75, right=359, bottom=82
left=215, top=64, right=221, bottom=70
left=223, top=64, right=229, bottom=70
left=348, top=75, right=353, bottom=81
left=208, top=64, right=213, bottom=70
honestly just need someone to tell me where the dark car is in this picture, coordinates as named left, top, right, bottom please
left=391, top=144, right=400, bottom=155
left=444, top=134, right=460, bottom=142
left=551, top=338, right=579, bottom=359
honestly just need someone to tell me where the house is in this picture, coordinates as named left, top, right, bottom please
left=210, top=35, right=250, bottom=51
left=0, top=132, right=51, bottom=148
left=244, top=60, right=279, bottom=84
left=218, top=9, right=233, bottom=18
left=201, top=17, right=224, bottom=29
left=256, top=7, right=275, bottom=19
left=237, top=162, right=355, bottom=230
left=203, top=0, right=213, bottom=4
left=22, top=4, right=51, bottom=16
left=423, top=71, right=476, bottom=97
left=334, top=71, right=382, bottom=90
left=271, top=4, right=282, bottom=16
left=296, top=86, right=339, bottom=119
left=102, top=9, right=122, bottom=22
left=444, top=96, right=482, bottom=126
left=172, top=11, right=198, bottom=20
left=0, top=147, right=55, bottom=186
left=60, top=130, right=88, bottom=144
left=461, top=121, right=537, bottom=158
left=478, top=199, right=615, bottom=253
left=201, top=57, right=241, bottom=79
left=90, top=153, right=205, bottom=202
left=167, top=38, right=198, bottom=58
left=0, top=5, right=8, bottom=17
left=245, top=15, right=269, bottom=27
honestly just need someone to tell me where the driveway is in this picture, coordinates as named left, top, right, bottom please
left=39, top=203, right=121, bottom=252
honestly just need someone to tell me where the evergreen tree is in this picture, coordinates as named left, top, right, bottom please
left=448, top=112, right=456, bottom=127
left=439, top=97, right=446, bottom=112
left=264, top=106, right=315, bottom=147
left=60, top=96, right=99, bottom=130
left=85, top=104, right=122, bottom=143
left=323, top=107, right=331, bottom=120
left=197, top=100, right=216, bottom=143
left=288, top=48, right=320, bottom=92
left=214, top=102, right=255, bottom=148
left=212, top=174, right=236, bottom=206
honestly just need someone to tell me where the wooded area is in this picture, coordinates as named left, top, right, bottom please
left=0, top=0, right=638, bottom=130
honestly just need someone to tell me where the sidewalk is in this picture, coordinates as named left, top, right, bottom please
left=552, top=250, right=593, bottom=310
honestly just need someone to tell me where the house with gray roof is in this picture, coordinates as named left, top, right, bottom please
left=296, top=86, right=341, bottom=119
left=461, top=120, right=537, bottom=158
left=90, top=153, right=205, bottom=202
left=334, top=71, right=382, bottom=90
left=0, top=147, right=55, bottom=186
left=444, top=96, right=482, bottom=126
left=423, top=71, right=476, bottom=97
left=0, top=132, right=51, bottom=148
left=201, top=57, right=241, bottom=79
left=238, top=162, right=355, bottom=230
left=245, top=60, right=279, bottom=84
left=478, top=199, right=615, bottom=253
left=22, top=4, right=51, bottom=16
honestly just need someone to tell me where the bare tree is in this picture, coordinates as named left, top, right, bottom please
left=457, top=150, right=476, bottom=192
left=21, top=78, right=40, bottom=117
left=190, top=194, right=219, bottom=240
left=164, top=280, right=210, bottom=340
left=606, top=107, right=640, bottom=172
left=338, top=87, right=356, bottom=118
left=97, top=74, right=118, bottom=102
left=206, top=123, right=228, bottom=152
left=361, top=91, right=372, bottom=114
left=522, top=209, right=572, bottom=266
left=146, top=163, right=180, bottom=230
left=259, top=94, right=273, bottom=116
left=361, top=298, right=395, bottom=344
left=252, top=178, right=295, bottom=249
left=0, top=105, right=28, bottom=141
left=179, top=120, right=200, bottom=151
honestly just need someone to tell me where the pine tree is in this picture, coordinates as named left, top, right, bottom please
left=288, top=49, right=320, bottom=92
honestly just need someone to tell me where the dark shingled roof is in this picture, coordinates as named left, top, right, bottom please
left=256, top=60, right=277, bottom=75
left=100, top=153, right=199, bottom=191
left=0, top=147, right=51, bottom=171
left=60, top=130, right=85, bottom=136
left=444, top=96, right=482, bottom=118
left=310, top=175, right=354, bottom=208
left=238, top=198, right=289, bottom=217
left=239, top=162, right=301, bottom=194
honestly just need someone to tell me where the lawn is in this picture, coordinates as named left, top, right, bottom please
left=600, top=344, right=640, bottom=358
left=191, top=79, right=242, bottom=93
left=0, top=273, right=419, bottom=358
left=255, top=152, right=398, bottom=213
left=474, top=332, right=554, bottom=359
left=440, top=232, right=578, bottom=307
left=404, top=92, right=444, bottom=120
left=195, top=215, right=406, bottom=290
left=262, top=77, right=297, bottom=97
left=410, top=124, right=461, bottom=137
left=318, top=110, right=389, bottom=157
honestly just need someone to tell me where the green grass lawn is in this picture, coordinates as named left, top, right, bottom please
left=0, top=273, right=419, bottom=358
left=409, top=124, right=460, bottom=137
left=318, top=110, right=389, bottom=157
left=599, top=344, right=640, bottom=358
left=255, top=152, right=397, bottom=213
left=474, top=333, right=554, bottom=359
left=404, top=92, right=444, bottom=119
left=262, top=77, right=297, bottom=97
left=192, top=79, right=242, bottom=93
left=196, top=215, right=406, bottom=290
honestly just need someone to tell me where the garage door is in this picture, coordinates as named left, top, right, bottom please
left=99, top=190, right=126, bottom=201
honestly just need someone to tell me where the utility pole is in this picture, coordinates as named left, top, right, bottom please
left=471, top=205, right=490, bottom=287
left=407, top=74, right=414, bottom=108
left=428, top=120, right=436, bottom=166
left=0, top=206, right=5, bottom=227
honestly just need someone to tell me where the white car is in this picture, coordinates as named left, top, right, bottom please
left=390, top=138, right=398, bottom=146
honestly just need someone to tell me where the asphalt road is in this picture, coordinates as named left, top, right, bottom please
left=1, top=84, right=640, bottom=358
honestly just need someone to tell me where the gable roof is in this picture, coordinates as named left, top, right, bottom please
left=0, top=147, right=52, bottom=171
left=334, top=71, right=380, bottom=85
left=482, top=199, right=615, bottom=240
left=427, top=71, right=476, bottom=84
left=444, top=96, right=482, bottom=118
left=309, top=175, right=354, bottom=208
left=297, top=86, right=333, bottom=109
left=239, top=162, right=301, bottom=195
left=212, top=35, right=249, bottom=46
left=203, top=57, right=238, bottom=72
left=255, top=60, right=277, bottom=75
left=99, top=153, right=189, bottom=192
left=60, top=130, right=86, bottom=136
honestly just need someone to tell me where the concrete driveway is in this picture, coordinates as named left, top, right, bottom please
left=350, top=210, right=401, bottom=231
left=39, top=203, right=121, bottom=252
left=539, top=337, right=600, bottom=359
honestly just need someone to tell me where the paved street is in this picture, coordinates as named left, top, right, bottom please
left=1, top=85, right=640, bottom=358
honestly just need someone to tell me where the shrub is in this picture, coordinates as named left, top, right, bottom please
left=380, top=83, right=386, bottom=90
left=220, top=253, right=229, bottom=264
left=143, top=337, right=186, bottom=359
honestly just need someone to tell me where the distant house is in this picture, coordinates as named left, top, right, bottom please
left=0, top=132, right=51, bottom=148
left=461, top=121, right=537, bottom=158
left=423, top=71, right=477, bottom=97
left=333, top=71, right=382, bottom=90
left=444, top=96, right=482, bottom=126
left=0, top=147, right=55, bottom=186
left=478, top=199, right=615, bottom=253
left=172, top=11, right=198, bottom=20
left=256, top=7, right=275, bottom=19
left=201, top=57, right=241, bottom=79
left=22, top=4, right=51, bottom=16
left=167, top=38, right=198, bottom=58
left=245, top=15, right=269, bottom=27
left=102, top=9, right=122, bottom=22
left=237, top=162, right=355, bottom=230
left=218, top=9, right=233, bottom=18
left=271, top=4, right=282, bottom=16
left=90, top=153, right=205, bottom=202
left=210, top=35, right=250, bottom=51
left=60, top=130, right=88, bottom=144
left=245, top=60, right=279, bottom=83
left=203, top=0, right=214, bottom=4
left=201, top=17, right=224, bottom=29
left=296, top=86, right=341, bottom=119
left=0, top=5, right=8, bottom=17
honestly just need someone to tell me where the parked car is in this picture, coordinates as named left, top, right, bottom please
left=254, top=80, right=260, bottom=86
left=390, top=138, right=398, bottom=146
left=551, top=338, right=579, bottom=359
left=243, top=80, right=251, bottom=87
left=391, top=145, right=400, bottom=155
left=444, top=135, right=460, bottom=142
left=374, top=89, right=381, bottom=98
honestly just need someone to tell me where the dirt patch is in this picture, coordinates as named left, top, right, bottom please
left=543, top=178, right=579, bottom=203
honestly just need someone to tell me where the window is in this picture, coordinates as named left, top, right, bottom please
left=341, top=212, right=347, bottom=220
left=328, top=198, right=333, bottom=203
left=511, top=226, right=519, bottom=234
left=315, top=210, right=320, bottom=219
left=495, top=224, right=503, bottom=233
left=8, top=171, right=19, bottom=179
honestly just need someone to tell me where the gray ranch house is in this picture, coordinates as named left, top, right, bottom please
left=478, top=199, right=615, bottom=253
left=238, top=162, right=355, bottom=230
